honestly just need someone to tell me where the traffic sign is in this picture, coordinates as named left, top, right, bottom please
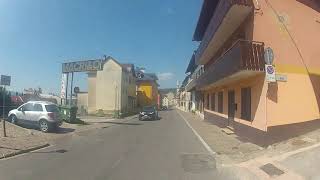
left=0, top=75, right=11, bottom=86
left=265, top=65, right=276, bottom=82
left=264, top=47, right=274, bottom=65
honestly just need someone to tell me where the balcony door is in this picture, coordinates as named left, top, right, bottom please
left=228, top=90, right=236, bottom=127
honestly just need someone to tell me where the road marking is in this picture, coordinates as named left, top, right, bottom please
left=176, top=110, right=216, bottom=156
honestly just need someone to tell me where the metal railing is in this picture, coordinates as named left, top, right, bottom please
left=197, top=40, right=265, bottom=89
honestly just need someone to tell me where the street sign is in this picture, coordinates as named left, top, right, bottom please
left=265, top=65, right=276, bottom=82
left=264, top=47, right=274, bottom=65
left=0, top=75, right=11, bottom=86
left=276, top=74, right=288, bottom=82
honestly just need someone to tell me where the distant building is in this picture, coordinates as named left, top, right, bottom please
left=78, top=56, right=137, bottom=115
left=136, top=73, right=159, bottom=108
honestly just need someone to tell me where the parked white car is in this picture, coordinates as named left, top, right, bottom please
left=8, top=101, right=62, bottom=132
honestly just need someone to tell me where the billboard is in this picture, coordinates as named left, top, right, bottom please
left=60, top=74, right=67, bottom=99
left=62, top=59, right=105, bottom=73
left=0, top=75, right=11, bottom=86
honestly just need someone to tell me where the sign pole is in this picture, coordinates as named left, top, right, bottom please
left=70, top=72, right=74, bottom=106
left=65, top=73, right=69, bottom=105
left=2, top=85, right=6, bottom=137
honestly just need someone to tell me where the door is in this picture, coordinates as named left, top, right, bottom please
left=228, top=90, right=236, bottom=127
left=18, top=103, right=34, bottom=125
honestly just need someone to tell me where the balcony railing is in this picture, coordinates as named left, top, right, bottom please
left=197, top=40, right=265, bottom=89
left=195, top=0, right=253, bottom=64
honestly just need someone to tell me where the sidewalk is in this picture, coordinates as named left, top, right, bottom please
left=177, top=109, right=320, bottom=179
left=177, top=109, right=263, bottom=164
left=0, top=115, right=138, bottom=160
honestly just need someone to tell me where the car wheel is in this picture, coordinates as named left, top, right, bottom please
left=39, top=120, right=50, bottom=133
left=10, top=115, right=17, bottom=124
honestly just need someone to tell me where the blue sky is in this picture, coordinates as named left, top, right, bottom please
left=0, top=0, right=201, bottom=94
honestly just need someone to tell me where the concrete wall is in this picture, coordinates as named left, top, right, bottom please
left=88, top=72, right=97, bottom=113
left=77, top=93, right=88, bottom=114
left=95, top=60, right=122, bottom=114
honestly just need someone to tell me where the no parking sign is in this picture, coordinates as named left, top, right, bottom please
left=265, top=65, right=276, bottom=82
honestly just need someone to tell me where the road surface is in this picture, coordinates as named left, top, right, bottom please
left=0, top=109, right=235, bottom=180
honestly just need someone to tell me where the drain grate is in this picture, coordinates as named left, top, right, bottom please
left=55, top=149, right=68, bottom=153
left=181, top=154, right=216, bottom=174
left=260, top=163, right=284, bottom=177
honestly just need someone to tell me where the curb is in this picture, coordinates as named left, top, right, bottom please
left=0, top=143, right=50, bottom=160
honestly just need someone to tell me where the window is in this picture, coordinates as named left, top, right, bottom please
left=211, top=93, right=215, bottom=111
left=218, top=92, right=223, bottom=113
left=34, top=104, right=43, bottom=112
left=241, top=87, right=251, bottom=121
left=45, top=105, right=59, bottom=112
left=23, top=103, right=33, bottom=111
left=206, top=94, right=210, bottom=109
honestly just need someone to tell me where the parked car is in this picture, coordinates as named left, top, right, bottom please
left=160, top=106, right=168, bottom=111
left=139, top=106, right=159, bottom=120
left=8, top=101, right=62, bottom=132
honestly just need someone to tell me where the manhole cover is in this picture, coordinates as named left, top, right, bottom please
left=181, top=154, right=216, bottom=173
left=260, top=163, right=284, bottom=177
left=291, top=139, right=307, bottom=146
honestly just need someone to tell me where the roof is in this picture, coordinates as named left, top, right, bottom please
left=104, top=56, right=135, bottom=75
left=137, top=73, right=158, bottom=82
left=26, top=101, right=56, bottom=105
left=185, top=53, right=197, bottom=74
left=193, top=0, right=219, bottom=41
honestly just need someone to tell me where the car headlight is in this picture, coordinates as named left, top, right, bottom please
left=149, top=112, right=154, bottom=114
left=140, top=112, right=145, bottom=115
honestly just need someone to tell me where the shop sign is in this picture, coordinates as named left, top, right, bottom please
left=62, top=59, right=104, bottom=73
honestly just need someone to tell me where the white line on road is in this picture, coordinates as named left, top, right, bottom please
left=176, top=110, right=216, bottom=156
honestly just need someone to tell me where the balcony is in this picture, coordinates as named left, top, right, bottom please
left=197, top=40, right=265, bottom=90
left=195, top=0, right=254, bottom=65
left=185, top=78, right=196, bottom=92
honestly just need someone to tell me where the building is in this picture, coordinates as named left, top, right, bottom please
left=162, top=96, right=169, bottom=107
left=79, top=56, right=137, bottom=115
left=185, top=53, right=205, bottom=116
left=189, top=0, right=320, bottom=144
left=177, top=75, right=192, bottom=112
left=136, top=73, right=159, bottom=108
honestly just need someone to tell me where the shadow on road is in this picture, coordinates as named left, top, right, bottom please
left=55, top=127, right=75, bottom=134
left=98, top=121, right=142, bottom=126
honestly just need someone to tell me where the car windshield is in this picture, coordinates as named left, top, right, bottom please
left=45, top=105, right=59, bottom=112
left=143, top=106, right=155, bottom=112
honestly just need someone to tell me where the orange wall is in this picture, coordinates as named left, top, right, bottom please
left=137, top=82, right=158, bottom=107
left=204, top=75, right=268, bottom=131
left=249, top=0, right=320, bottom=126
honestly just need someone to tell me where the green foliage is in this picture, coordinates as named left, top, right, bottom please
left=96, top=109, right=105, bottom=117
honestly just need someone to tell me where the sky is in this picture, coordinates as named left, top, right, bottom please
left=0, top=0, right=201, bottom=94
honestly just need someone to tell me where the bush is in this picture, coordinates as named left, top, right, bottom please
left=96, top=109, right=105, bottom=117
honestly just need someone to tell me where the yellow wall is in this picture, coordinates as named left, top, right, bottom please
left=137, top=82, right=158, bottom=107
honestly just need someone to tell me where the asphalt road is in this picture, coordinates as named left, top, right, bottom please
left=0, top=109, right=231, bottom=180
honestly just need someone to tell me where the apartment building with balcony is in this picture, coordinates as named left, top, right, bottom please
left=191, top=0, right=320, bottom=144
left=185, top=53, right=205, bottom=116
